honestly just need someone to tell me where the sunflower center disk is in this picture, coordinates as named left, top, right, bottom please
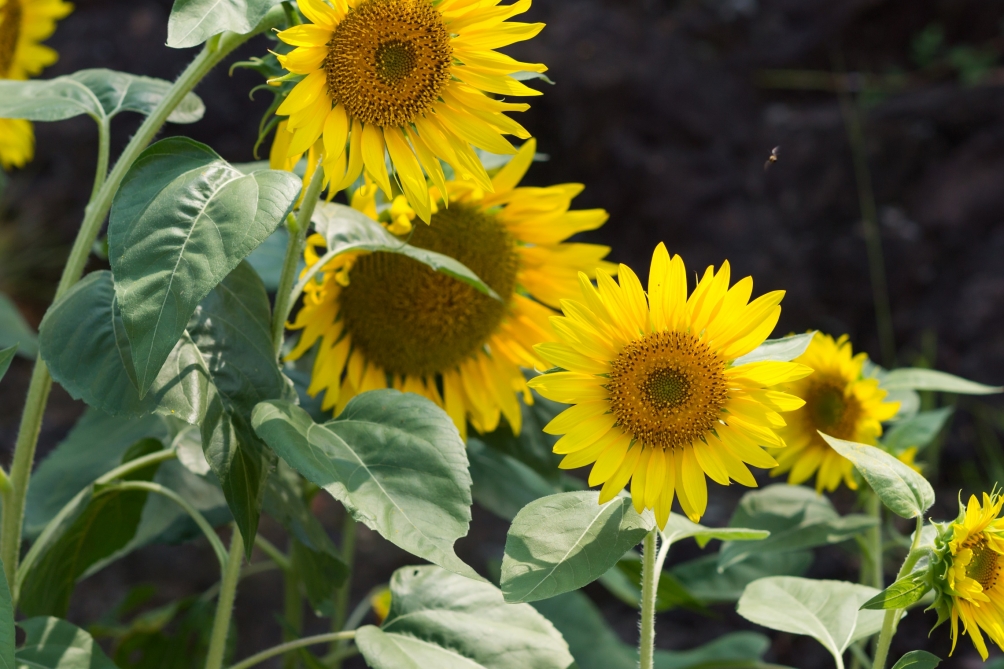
left=966, top=538, right=1002, bottom=592
left=339, top=202, right=520, bottom=378
left=325, top=0, right=452, bottom=127
left=805, top=378, right=861, bottom=440
left=0, top=0, right=22, bottom=77
left=608, top=331, right=728, bottom=451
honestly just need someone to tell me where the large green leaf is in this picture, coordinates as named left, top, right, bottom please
left=882, top=408, right=953, bottom=455
left=356, top=566, right=574, bottom=669
left=310, top=202, right=499, bottom=300
left=670, top=551, right=813, bottom=603
left=252, top=393, right=477, bottom=579
left=500, top=491, right=653, bottom=603
left=468, top=438, right=558, bottom=521
left=733, top=332, right=815, bottom=365
left=0, top=69, right=203, bottom=125
left=820, top=434, right=935, bottom=518
left=19, top=441, right=165, bottom=617
left=737, top=576, right=885, bottom=669
left=16, top=617, right=118, bottom=669
left=0, top=556, right=12, bottom=669
left=880, top=368, right=1002, bottom=394
left=246, top=227, right=295, bottom=291
left=0, top=292, right=37, bottom=358
left=167, top=0, right=284, bottom=49
left=108, top=137, right=300, bottom=395
left=38, top=271, right=213, bottom=422
left=718, top=484, right=875, bottom=570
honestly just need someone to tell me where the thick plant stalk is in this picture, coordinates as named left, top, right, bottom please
left=638, top=529, right=659, bottom=669
left=866, top=491, right=883, bottom=590
left=871, top=516, right=925, bottom=669
left=0, top=18, right=281, bottom=587
left=206, top=527, right=245, bottom=669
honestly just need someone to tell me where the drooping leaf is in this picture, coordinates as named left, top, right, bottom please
left=718, top=484, right=875, bottom=570
left=500, top=491, right=653, bottom=603
left=355, top=565, right=574, bottom=669
left=16, top=617, right=118, bottom=669
left=252, top=393, right=478, bottom=579
left=890, top=650, right=941, bottom=669
left=167, top=0, right=285, bottom=49
left=737, top=576, right=886, bottom=669
left=311, top=202, right=500, bottom=300
left=0, top=292, right=37, bottom=358
left=660, top=513, right=768, bottom=548
left=733, top=332, right=815, bottom=366
left=108, top=137, right=299, bottom=396
left=882, top=408, right=953, bottom=455
left=0, top=69, right=204, bottom=124
left=38, top=271, right=213, bottom=422
left=468, top=438, right=558, bottom=521
left=670, top=551, right=813, bottom=603
left=821, top=434, right=935, bottom=518
left=880, top=368, right=1002, bottom=395
left=0, top=346, right=15, bottom=385
left=0, top=556, right=12, bottom=669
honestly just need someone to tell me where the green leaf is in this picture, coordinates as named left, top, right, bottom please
left=861, top=570, right=931, bottom=610
left=16, top=617, right=118, bottom=669
left=0, top=69, right=204, bottom=124
left=660, top=513, right=769, bottom=548
left=0, top=556, right=12, bottom=669
left=478, top=389, right=564, bottom=482
left=356, top=565, right=574, bottom=669
left=820, top=434, right=935, bottom=518
left=167, top=0, right=284, bottom=49
left=468, top=438, right=558, bottom=521
left=247, top=227, right=296, bottom=292
left=108, top=137, right=300, bottom=395
left=883, top=408, right=953, bottom=455
left=39, top=271, right=213, bottom=422
left=733, top=332, right=815, bottom=365
left=653, top=633, right=775, bottom=669
left=670, top=551, right=813, bottom=603
left=737, top=576, right=886, bottom=669
left=0, top=292, right=37, bottom=358
left=0, top=346, right=15, bottom=385
left=609, top=554, right=709, bottom=614
left=312, top=202, right=500, bottom=300
left=880, top=368, right=1002, bottom=394
left=500, top=491, right=653, bottom=603
left=252, top=393, right=477, bottom=579
left=891, top=650, right=941, bottom=669
left=718, top=484, right=876, bottom=570
left=19, top=440, right=165, bottom=617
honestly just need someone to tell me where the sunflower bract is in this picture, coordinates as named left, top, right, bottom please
left=528, top=243, right=813, bottom=527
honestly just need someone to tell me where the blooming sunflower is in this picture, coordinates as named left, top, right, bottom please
left=273, top=0, right=545, bottom=223
left=528, top=244, right=813, bottom=526
left=935, top=492, right=1004, bottom=659
left=0, top=0, right=72, bottom=169
left=286, top=139, right=613, bottom=440
left=770, top=333, right=900, bottom=493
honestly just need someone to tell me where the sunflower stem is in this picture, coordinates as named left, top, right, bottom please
left=870, top=515, right=924, bottom=669
left=639, top=529, right=660, bottom=669
left=272, top=158, right=325, bottom=357
left=331, top=513, right=357, bottom=667
left=206, top=526, right=245, bottom=669
left=90, top=120, right=111, bottom=202
left=0, top=21, right=276, bottom=588
left=866, top=490, right=884, bottom=590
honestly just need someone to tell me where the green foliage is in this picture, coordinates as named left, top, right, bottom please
left=167, top=0, right=285, bottom=49
left=476, top=389, right=565, bottom=483
left=0, top=345, right=15, bottom=385
left=733, top=332, right=815, bottom=365
left=737, top=576, right=886, bottom=669
left=861, top=570, right=930, bottom=610
left=500, top=491, right=652, bottom=603
left=16, top=617, right=118, bottom=669
left=108, top=137, right=299, bottom=395
left=882, top=408, right=953, bottom=455
left=660, top=513, right=769, bottom=547
left=467, top=438, right=559, bottom=520
left=891, top=650, right=941, bottom=669
left=0, top=292, right=37, bottom=358
left=607, top=554, right=708, bottom=614
left=246, top=227, right=294, bottom=291
left=0, top=69, right=204, bottom=125
left=820, top=434, right=935, bottom=518
left=356, top=565, right=575, bottom=669
left=252, top=392, right=478, bottom=579
left=0, top=557, right=12, bottom=669
left=879, top=368, right=1002, bottom=395
left=671, top=551, right=813, bottom=603
left=718, top=484, right=876, bottom=570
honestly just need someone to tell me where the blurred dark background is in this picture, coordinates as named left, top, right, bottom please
left=3, top=0, right=1004, bottom=666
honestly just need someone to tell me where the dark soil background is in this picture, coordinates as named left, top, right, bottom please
left=3, top=0, right=1004, bottom=667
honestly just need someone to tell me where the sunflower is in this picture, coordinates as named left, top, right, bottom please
left=770, top=333, right=900, bottom=493
left=272, top=0, right=545, bottom=223
left=528, top=245, right=813, bottom=526
left=936, top=493, right=1004, bottom=659
left=286, top=139, right=613, bottom=440
left=0, top=0, right=72, bottom=169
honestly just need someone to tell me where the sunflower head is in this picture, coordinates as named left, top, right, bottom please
left=272, top=0, right=546, bottom=220
left=529, top=244, right=813, bottom=527
left=770, top=333, right=900, bottom=493
left=286, top=140, right=613, bottom=441
left=929, top=492, right=1004, bottom=660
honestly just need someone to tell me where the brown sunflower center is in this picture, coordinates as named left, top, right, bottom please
left=805, top=377, right=862, bottom=440
left=608, top=331, right=728, bottom=450
left=0, top=0, right=22, bottom=78
left=965, top=537, right=1002, bottom=592
left=325, top=0, right=452, bottom=127
left=339, top=202, right=520, bottom=378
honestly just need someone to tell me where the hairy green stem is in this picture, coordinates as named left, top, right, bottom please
left=871, top=516, right=924, bottom=669
left=272, top=161, right=326, bottom=357
left=90, top=121, right=111, bottom=202
left=0, top=19, right=278, bottom=587
left=639, top=529, right=659, bottom=669
left=229, top=631, right=356, bottom=669
left=331, top=513, right=357, bottom=667
left=206, top=527, right=245, bottom=669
